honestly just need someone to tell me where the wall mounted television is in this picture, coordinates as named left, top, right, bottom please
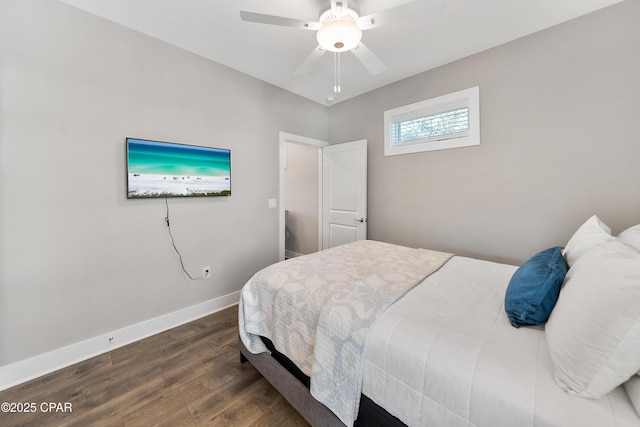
left=126, top=137, right=231, bottom=198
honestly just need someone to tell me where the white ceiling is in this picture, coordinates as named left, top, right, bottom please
left=59, top=0, right=625, bottom=105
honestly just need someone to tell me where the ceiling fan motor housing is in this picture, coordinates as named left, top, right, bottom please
left=316, top=7, right=362, bottom=52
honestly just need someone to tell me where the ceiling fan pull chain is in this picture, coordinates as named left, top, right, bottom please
left=334, top=52, right=341, bottom=93
left=333, top=52, right=338, bottom=93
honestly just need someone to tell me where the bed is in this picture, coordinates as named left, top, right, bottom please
left=238, top=216, right=640, bottom=427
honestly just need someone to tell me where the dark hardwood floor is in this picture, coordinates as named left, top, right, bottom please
left=0, top=306, right=309, bottom=426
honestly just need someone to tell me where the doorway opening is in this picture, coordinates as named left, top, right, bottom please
left=278, top=132, right=328, bottom=261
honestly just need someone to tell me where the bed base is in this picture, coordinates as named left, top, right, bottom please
left=239, top=338, right=345, bottom=427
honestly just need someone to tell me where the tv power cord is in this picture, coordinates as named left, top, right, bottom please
left=164, top=198, right=208, bottom=281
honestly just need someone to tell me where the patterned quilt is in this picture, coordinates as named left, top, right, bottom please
left=238, top=240, right=452, bottom=426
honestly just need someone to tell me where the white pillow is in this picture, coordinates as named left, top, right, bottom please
left=624, top=375, right=640, bottom=417
left=562, top=215, right=616, bottom=267
left=620, top=225, right=640, bottom=376
left=620, top=224, right=640, bottom=379
left=546, top=239, right=640, bottom=398
left=619, top=224, right=640, bottom=252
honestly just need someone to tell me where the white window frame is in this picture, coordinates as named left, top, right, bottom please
left=384, top=86, right=480, bottom=156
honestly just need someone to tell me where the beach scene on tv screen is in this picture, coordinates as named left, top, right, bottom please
left=127, top=139, right=231, bottom=198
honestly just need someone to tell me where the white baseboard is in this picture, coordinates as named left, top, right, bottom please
left=0, top=291, right=240, bottom=392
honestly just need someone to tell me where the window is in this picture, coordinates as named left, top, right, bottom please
left=384, top=86, right=480, bottom=156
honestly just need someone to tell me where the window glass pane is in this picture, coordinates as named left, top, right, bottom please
left=391, top=107, right=469, bottom=144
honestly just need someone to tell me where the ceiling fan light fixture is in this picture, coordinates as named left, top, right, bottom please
left=316, top=19, right=362, bottom=52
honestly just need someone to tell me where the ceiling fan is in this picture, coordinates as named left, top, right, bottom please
left=240, top=0, right=416, bottom=81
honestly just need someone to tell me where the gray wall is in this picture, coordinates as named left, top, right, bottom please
left=0, top=0, right=328, bottom=366
left=329, top=0, right=640, bottom=264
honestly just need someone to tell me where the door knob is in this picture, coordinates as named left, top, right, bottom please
left=354, top=218, right=366, bottom=223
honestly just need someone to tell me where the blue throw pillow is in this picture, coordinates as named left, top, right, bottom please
left=504, top=246, right=568, bottom=328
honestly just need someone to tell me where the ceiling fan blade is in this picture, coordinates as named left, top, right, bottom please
left=357, top=1, right=426, bottom=30
left=351, top=42, right=386, bottom=75
left=240, top=10, right=320, bottom=30
left=294, top=45, right=327, bottom=76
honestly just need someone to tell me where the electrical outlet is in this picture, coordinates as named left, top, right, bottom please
left=202, top=266, right=211, bottom=279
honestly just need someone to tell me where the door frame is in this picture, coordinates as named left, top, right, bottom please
left=279, top=132, right=328, bottom=261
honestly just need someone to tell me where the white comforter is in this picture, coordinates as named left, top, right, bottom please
left=363, top=255, right=640, bottom=427
left=239, top=240, right=452, bottom=426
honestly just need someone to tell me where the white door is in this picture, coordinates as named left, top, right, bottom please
left=322, top=140, right=367, bottom=249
